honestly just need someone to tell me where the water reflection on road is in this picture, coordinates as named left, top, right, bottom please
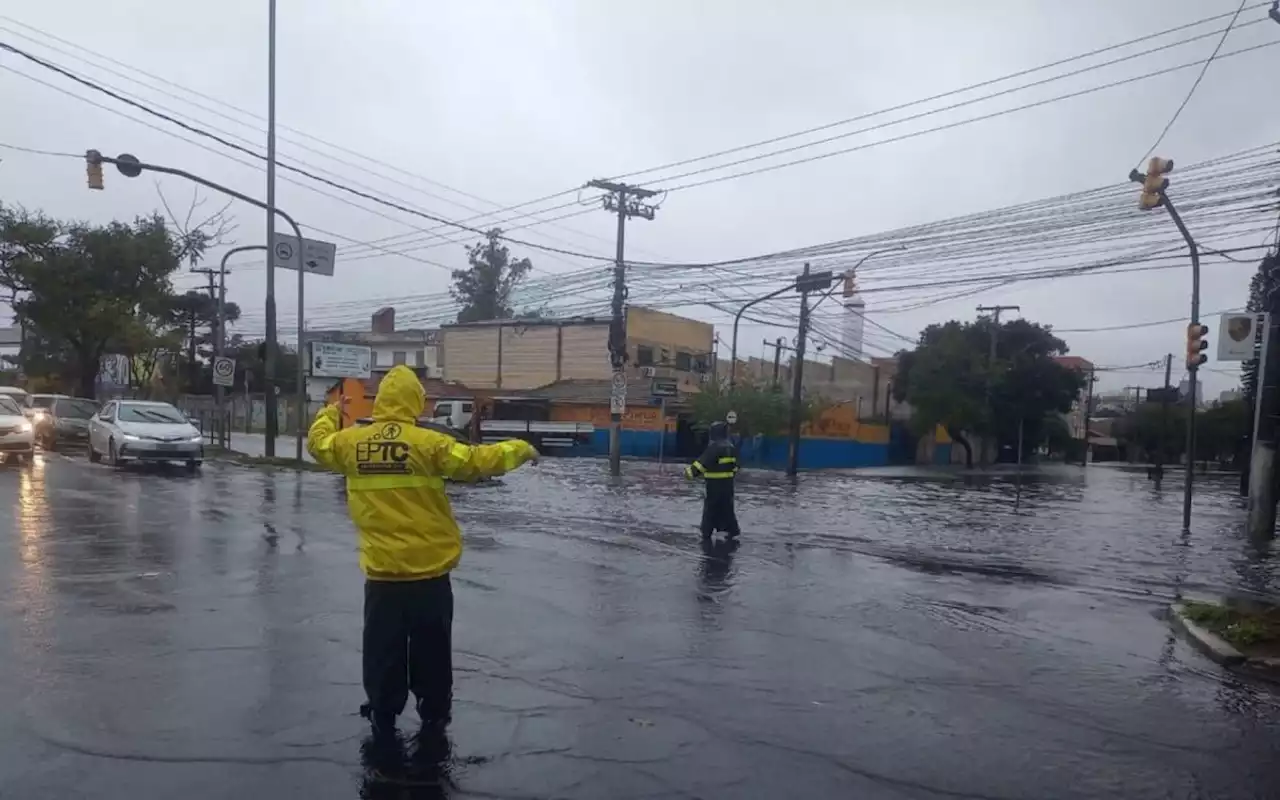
left=0, top=454, right=1277, bottom=798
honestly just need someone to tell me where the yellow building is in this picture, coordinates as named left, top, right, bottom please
left=439, top=307, right=715, bottom=391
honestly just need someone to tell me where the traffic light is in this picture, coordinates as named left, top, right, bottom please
left=1186, top=322, right=1208, bottom=370
left=1138, top=156, right=1173, bottom=210
left=84, top=149, right=104, bottom=191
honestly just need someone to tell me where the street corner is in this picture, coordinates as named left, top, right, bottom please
left=1170, top=600, right=1280, bottom=679
left=1170, top=602, right=1247, bottom=666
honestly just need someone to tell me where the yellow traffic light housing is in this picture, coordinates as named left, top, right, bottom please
left=1185, top=322, right=1208, bottom=370
left=85, top=149, right=104, bottom=191
left=1138, top=156, right=1173, bottom=210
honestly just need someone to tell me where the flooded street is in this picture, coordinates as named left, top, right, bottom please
left=1, top=453, right=1278, bottom=798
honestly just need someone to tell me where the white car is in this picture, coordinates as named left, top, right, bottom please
left=0, top=394, right=34, bottom=464
left=88, top=400, right=204, bottom=470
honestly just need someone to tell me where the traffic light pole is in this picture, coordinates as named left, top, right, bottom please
left=1158, top=190, right=1200, bottom=533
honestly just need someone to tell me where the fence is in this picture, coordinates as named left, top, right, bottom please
left=100, top=389, right=324, bottom=448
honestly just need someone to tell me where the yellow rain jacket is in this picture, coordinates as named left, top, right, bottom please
left=307, top=365, right=538, bottom=581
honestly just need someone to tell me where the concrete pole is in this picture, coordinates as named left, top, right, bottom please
left=263, top=0, right=278, bottom=457
left=1248, top=310, right=1277, bottom=539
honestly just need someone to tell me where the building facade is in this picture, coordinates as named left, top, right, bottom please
left=439, top=307, right=715, bottom=391
left=305, top=307, right=439, bottom=379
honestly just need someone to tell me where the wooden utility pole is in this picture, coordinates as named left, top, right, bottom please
left=977, top=304, right=1020, bottom=463
left=587, top=179, right=657, bottom=477
left=787, top=265, right=814, bottom=478
left=1154, top=353, right=1172, bottom=483
left=1079, top=369, right=1095, bottom=466
left=763, top=337, right=790, bottom=389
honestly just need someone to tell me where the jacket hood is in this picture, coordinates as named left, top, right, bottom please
left=372, top=365, right=424, bottom=421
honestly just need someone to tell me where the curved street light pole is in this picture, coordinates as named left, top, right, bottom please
left=91, top=152, right=307, bottom=462
left=728, top=246, right=905, bottom=387
left=216, top=245, right=268, bottom=449
left=729, top=283, right=797, bottom=387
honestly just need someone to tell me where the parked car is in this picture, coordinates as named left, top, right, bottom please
left=0, top=386, right=30, bottom=407
left=88, top=400, right=204, bottom=470
left=0, top=394, right=34, bottom=464
left=23, top=392, right=65, bottom=421
left=33, top=396, right=98, bottom=450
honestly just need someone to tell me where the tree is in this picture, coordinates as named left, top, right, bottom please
left=0, top=205, right=199, bottom=398
left=117, top=312, right=182, bottom=398
left=690, top=379, right=822, bottom=437
left=164, top=289, right=241, bottom=392
left=1242, top=253, right=1279, bottom=410
left=893, top=318, right=1085, bottom=467
left=224, top=336, right=299, bottom=393
left=451, top=229, right=532, bottom=323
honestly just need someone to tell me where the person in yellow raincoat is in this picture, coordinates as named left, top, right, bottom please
left=307, top=365, right=539, bottom=738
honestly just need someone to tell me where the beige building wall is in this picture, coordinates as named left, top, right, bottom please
left=559, top=324, right=611, bottom=381
left=499, top=325, right=560, bottom=389
left=627, top=307, right=714, bottom=362
left=440, top=327, right=500, bottom=388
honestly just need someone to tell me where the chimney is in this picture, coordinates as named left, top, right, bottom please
left=371, top=307, right=395, bottom=334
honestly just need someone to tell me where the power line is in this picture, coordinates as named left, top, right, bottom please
left=609, top=2, right=1276, bottom=184
left=0, top=15, right=615, bottom=254
left=1135, top=0, right=1251, bottom=166
left=0, top=37, right=615, bottom=263
left=658, top=39, right=1280, bottom=194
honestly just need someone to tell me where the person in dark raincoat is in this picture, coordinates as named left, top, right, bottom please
left=685, top=421, right=740, bottom=540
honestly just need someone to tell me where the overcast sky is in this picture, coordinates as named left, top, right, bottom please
left=1, top=0, right=1277, bottom=398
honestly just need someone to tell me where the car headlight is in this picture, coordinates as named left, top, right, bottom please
left=122, top=434, right=141, bottom=442
left=17, top=421, right=31, bottom=433
left=187, top=435, right=204, bottom=443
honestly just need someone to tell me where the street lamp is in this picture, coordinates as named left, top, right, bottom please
left=85, top=150, right=307, bottom=462
left=727, top=246, right=905, bottom=386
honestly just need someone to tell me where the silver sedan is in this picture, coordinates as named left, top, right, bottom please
left=88, top=400, right=205, bottom=470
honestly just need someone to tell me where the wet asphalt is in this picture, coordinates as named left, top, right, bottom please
left=1, top=451, right=1279, bottom=799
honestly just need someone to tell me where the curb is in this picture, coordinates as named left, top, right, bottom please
left=1169, top=603, right=1247, bottom=666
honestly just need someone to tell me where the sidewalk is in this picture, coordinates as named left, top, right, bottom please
left=219, top=432, right=314, bottom=462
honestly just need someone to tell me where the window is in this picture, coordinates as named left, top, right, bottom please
left=636, top=346, right=655, bottom=366
left=55, top=399, right=98, bottom=419
left=392, top=351, right=407, bottom=366
left=461, top=402, right=474, bottom=413
left=118, top=403, right=187, bottom=424
left=0, top=396, right=20, bottom=415
left=414, top=350, right=425, bottom=367
left=675, top=351, right=693, bottom=371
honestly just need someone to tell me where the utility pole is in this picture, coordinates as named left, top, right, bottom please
left=1249, top=302, right=1280, bottom=540
left=263, top=0, right=279, bottom=457
left=977, top=304, right=1020, bottom=464
left=764, top=337, right=789, bottom=389
left=1079, top=369, right=1095, bottom=466
left=1155, top=353, right=1172, bottom=484
left=786, top=264, right=833, bottom=477
left=977, top=305, right=1020, bottom=362
left=1131, top=157, right=1203, bottom=533
left=587, top=179, right=658, bottom=477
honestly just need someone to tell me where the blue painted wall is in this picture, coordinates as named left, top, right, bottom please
left=577, top=430, right=887, bottom=470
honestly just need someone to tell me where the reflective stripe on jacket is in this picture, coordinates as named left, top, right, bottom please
left=684, top=440, right=739, bottom=480
left=307, top=365, right=537, bottom=580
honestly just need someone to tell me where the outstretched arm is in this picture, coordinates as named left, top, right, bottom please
left=684, top=442, right=718, bottom=479
left=433, top=437, right=538, bottom=482
left=307, top=404, right=345, bottom=472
